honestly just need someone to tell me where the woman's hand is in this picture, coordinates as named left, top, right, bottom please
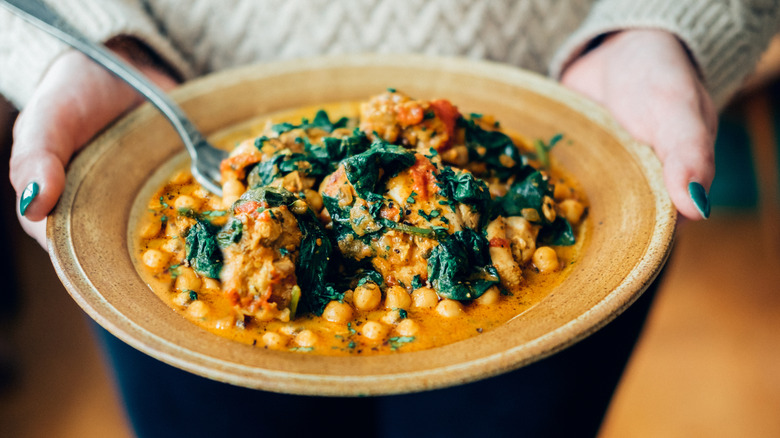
left=561, top=29, right=717, bottom=221
left=9, top=40, right=178, bottom=248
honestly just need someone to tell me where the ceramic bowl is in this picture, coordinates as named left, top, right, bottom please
left=47, top=54, right=676, bottom=396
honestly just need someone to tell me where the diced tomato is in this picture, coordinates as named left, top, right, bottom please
left=489, top=237, right=510, bottom=248
left=430, top=99, right=459, bottom=150
left=409, top=154, right=437, bottom=202
left=396, top=102, right=425, bottom=126
left=380, top=205, right=401, bottom=221
left=219, top=152, right=262, bottom=177
left=234, top=200, right=265, bottom=216
left=225, top=289, right=240, bottom=306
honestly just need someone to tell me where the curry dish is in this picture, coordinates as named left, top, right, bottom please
left=133, top=90, right=588, bottom=355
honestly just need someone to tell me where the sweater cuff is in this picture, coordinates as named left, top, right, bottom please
left=549, top=0, right=779, bottom=108
left=0, top=0, right=193, bottom=109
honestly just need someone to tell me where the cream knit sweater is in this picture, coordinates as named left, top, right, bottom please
left=1, top=0, right=779, bottom=109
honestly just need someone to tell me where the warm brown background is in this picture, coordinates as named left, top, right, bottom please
left=1, top=40, right=779, bottom=436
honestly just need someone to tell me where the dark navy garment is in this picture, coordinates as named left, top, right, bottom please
left=94, top=276, right=660, bottom=438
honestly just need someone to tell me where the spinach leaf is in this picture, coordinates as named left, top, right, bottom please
left=435, top=166, right=491, bottom=225
left=185, top=220, right=223, bottom=279
left=342, top=140, right=416, bottom=199
left=356, top=270, right=384, bottom=287
left=493, top=170, right=549, bottom=222
left=321, top=129, right=372, bottom=162
left=236, top=186, right=297, bottom=208
left=271, top=110, right=349, bottom=135
left=321, top=194, right=356, bottom=237
left=247, top=129, right=372, bottom=189
left=216, top=217, right=243, bottom=248
left=427, top=229, right=500, bottom=300
left=295, top=210, right=343, bottom=315
left=460, top=116, right=528, bottom=180
left=538, top=216, right=576, bottom=246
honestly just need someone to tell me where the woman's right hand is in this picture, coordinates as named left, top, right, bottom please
left=9, top=41, right=178, bottom=249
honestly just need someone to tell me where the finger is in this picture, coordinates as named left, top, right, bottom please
left=651, top=87, right=717, bottom=220
left=16, top=210, right=48, bottom=250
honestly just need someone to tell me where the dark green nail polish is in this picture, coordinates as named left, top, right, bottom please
left=20, top=182, right=39, bottom=216
left=688, top=181, right=710, bottom=219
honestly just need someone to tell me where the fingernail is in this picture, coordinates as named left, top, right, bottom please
left=688, top=181, right=710, bottom=219
left=20, top=182, right=40, bottom=216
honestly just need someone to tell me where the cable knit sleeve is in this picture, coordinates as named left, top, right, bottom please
left=549, top=0, right=780, bottom=108
left=0, top=0, right=194, bottom=109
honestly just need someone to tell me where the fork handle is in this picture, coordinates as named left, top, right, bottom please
left=0, top=0, right=205, bottom=155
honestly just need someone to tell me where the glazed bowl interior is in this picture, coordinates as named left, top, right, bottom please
left=47, top=54, right=675, bottom=396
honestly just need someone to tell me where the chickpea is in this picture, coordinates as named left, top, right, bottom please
left=353, top=282, right=382, bottom=311
left=162, top=236, right=185, bottom=255
left=294, top=329, right=318, bottom=348
left=262, top=332, right=288, bottom=350
left=222, top=179, right=245, bottom=206
left=173, top=291, right=191, bottom=306
left=395, top=318, right=419, bottom=337
left=533, top=246, right=560, bottom=272
left=278, top=325, right=297, bottom=337
left=303, top=189, right=324, bottom=212
left=142, top=249, right=170, bottom=270
left=436, top=299, right=464, bottom=318
left=553, top=182, right=572, bottom=201
left=380, top=309, right=405, bottom=325
left=384, top=285, right=411, bottom=310
left=202, top=278, right=221, bottom=293
left=411, top=287, right=439, bottom=309
left=475, top=286, right=501, bottom=306
left=441, top=144, right=468, bottom=166
left=361, top=321, right=388, bottom=341
left=174, top=195, right=201, bottom=211
left=139, top=218, right=162, bottom=239
left=558, top=199, right=585, bottom=225
left=214, top=316, right=235, bottom=331
left=187, top=300, right=208, bottom=318
left=175, top=267, right=202, bottom=291
left=322, top=300, right=353, bottom=324
left=169, top=170, right=192, bottom=185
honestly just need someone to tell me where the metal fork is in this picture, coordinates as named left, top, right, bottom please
left=1, top=0, right=227, bottom=196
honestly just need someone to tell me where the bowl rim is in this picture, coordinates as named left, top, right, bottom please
left=46, top=53, right=676, bottom=396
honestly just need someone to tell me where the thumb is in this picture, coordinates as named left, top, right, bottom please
left=9, top=49, right=175, bottom=248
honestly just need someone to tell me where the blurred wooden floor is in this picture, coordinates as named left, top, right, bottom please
left=2, top=57, right=780, bottom=437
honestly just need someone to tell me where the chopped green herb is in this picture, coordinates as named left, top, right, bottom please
left=387, top=87, right=397, bottom=93
left=389, top=336, right=415, bottom=350
left=406, top=191, right=417, bottom=204
left=188, top=290, right=198, bottom=301
left=418, top=209, right=441, bottom=221
left=159, top=196, right=169, bottom=209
